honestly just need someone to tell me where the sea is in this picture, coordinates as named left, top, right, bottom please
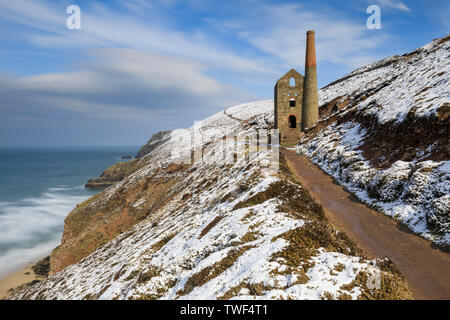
left=0, top=146, right=139, bottom=279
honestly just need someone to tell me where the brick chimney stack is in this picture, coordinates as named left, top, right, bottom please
left=302, top=30, right=319, bottom=131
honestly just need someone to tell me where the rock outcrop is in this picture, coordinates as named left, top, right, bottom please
left=85, top=130, right=172, bottom=189
left=85, top=159, right=144, bottom=189
left=136, top=130, right=172, bottom=158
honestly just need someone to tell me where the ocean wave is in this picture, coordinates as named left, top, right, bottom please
left=0, top=189, right=91, bottom=279
left=47, top=186, right=71, bottom=192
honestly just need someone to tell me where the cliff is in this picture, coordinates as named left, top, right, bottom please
left=85, top=130, right=172, bottom=189
left=85, top=159, right=144, bottom=188
left=136, top=130, right=172, bottom=158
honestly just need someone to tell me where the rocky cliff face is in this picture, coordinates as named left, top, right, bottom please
left=52, top=160, right=189, bottom=274
left=136, top=130, right=172, bottom=158
left=85, top=159, right=145, bottom=188
left=84, top=130, right=173, bottom=189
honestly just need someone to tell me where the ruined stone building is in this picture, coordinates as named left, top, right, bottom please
left=274, top=69, right=304, bottom=145
left=274, top=30, right=319, bottom=146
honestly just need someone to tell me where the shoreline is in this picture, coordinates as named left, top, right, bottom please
left=0, top=255, right=50, bottom=300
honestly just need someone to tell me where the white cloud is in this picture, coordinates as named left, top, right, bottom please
left=208, top=3, right=388, bottom=69
left=0, top=49, right=253, bottom=125
left=376, top=0, right=411, bottom=12
left=0, top=0, right=393, bottom=82
left=0, top=0, right=277, bottom=77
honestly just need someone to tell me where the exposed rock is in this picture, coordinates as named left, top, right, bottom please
left=85, top=159, right=144, bottom=189
left=84, top=131, right=172, bottom=189
left=31, top=256, right=50, bottom=277
left=136, top=130, right=172, bottom=158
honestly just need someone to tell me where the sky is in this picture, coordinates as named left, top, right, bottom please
left=0, top=0, right=448, bottom=147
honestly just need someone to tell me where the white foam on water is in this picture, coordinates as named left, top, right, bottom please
left=0, top=188, right=90, bottom=279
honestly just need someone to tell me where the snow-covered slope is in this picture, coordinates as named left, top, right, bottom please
left=297, top=36, right=450, bottom=246
left=319, top=37, right=449, bottom=123
left=11, top=100, right=409, bottom=300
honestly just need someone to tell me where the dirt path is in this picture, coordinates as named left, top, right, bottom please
left=282, top=149, right=450, bottom=300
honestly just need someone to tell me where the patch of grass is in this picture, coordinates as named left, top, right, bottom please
left=218, top=283, right=247, bottom=300
left=76, top=193, right=101, bottom=211
left=240, top=231, right=260, bottom=243
left=97, top=284, right=111, bottom=298
left=278, top=185, right=325, bottom=221
left=218, top=282, right=273, bottom=300
left=321, top=291, right=335, bottom=300
left=132, top=277, right=178, bottom=300
left=251, top=218, right=263, bottom=227
left=340, top=271, right=412, bottom=300
left=125, top=270, right=140, bottom=281
left=334, top=263, right=345, bottom=272
left=240, top=209, right=254, bottom=222
left=337, top=292, right=352, bottom=300
left=199, top=216, right=224, bottom=239
left=131, top=293, right=161, bottom=300
left=220, top=191, right=235, bottom=203
left=138, top=266, right=162, bottom=284
left=113, top=265, right=126, bottom=281
left=83, top=293, right=96, bottom=300
left=270, top=266, right=309, bottom=285
left=269, top=220, right=364, bottom=288
left=98, top=159, right=145, bottom=183
left=272, top=221, right=362, bottom=270
left=181, top=193, right=192, bottom=201
left=152, top=233, right=176, bottom=251
left=178, top=246, right=253, bottom=296
left=376, top=258, right=404, bottom=279
left=233, top=180, right=325, bottom=221
left=233, top=182, right=279, bottom=210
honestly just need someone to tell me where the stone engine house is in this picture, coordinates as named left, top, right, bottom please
left=274, top=69, right=304, bottom=145
left=274, top=30, right=319, bottom=146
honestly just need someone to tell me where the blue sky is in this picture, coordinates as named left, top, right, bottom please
left=0, top=0, right=448, bottom=146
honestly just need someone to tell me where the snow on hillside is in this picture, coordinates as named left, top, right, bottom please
left=319, top=37, right=449, bottom=123
left=298, top=36, right=450, bottom=246
left=11, top=100, right=407, bottom=300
